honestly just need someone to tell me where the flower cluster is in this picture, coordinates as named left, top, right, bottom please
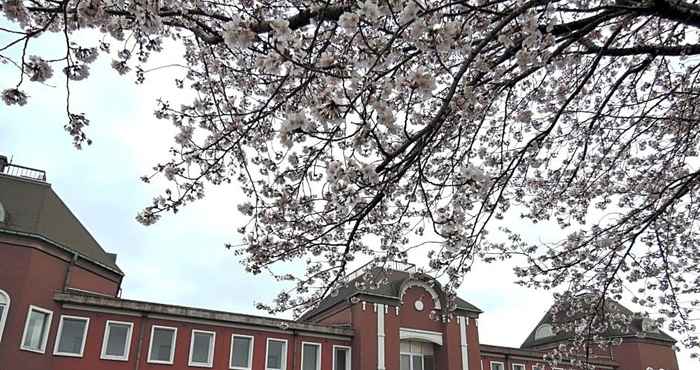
left=4, top=1, right=700, bottom=361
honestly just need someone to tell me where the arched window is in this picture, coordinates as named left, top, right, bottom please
left=0, top=289, right=10, bottom=342
left=534, top=324, right=554, bottom=340
left=0, top=200, right=6, bottom=223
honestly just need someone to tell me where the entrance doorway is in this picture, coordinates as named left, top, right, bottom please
left=400, top=341, right=435, bottom=370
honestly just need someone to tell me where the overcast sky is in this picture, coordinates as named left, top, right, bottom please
left=0, top=27, right=693, bottom=369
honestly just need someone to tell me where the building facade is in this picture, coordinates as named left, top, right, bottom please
left=0, top=157, right=680, bottom=370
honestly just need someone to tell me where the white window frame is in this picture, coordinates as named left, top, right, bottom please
left=532, top=365, right=545, bottom=370
left=332, top=345, right=351, bottom=370
left=53, top=315, right=90, bottom=357
left=147, top=325, right=178, bottom=365
left=20, top=305, right=53, bottom=353
left=265, top=338, right=288, bottom=370
left=230, top=334, right=255, bottom=370
left=512, top=364, right=526, bottom=370
left=301, top=341, right=321, bottom=370
left=490, top=361, right=505, bottom=370
left=552, top=368, right=564, bottom=370
left=188, top=329, right=216, bottom=368
left=100, top=320, right=134, bottom=361
left=0, top=289, right=10, bottom=343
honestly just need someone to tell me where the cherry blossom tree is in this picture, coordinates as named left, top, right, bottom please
left=3, top=0, right=700, bottom=363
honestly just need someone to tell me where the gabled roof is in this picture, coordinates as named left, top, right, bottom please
left=299, top=266, right=481, bottom=321
left=520, top=298, right=676, bottom=349
left=0, top=174, right=122, bottom=274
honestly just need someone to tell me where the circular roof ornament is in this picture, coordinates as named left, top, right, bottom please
left=414, top=300, right=424, bottom=312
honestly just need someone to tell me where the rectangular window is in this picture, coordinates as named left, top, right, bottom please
left=148, top=325, right=177, bottom=364
left=101, top=320, right=133, bottom=361
left=230, top=335, right=254, bottom=370
left=513, top=364, right=526, bottom=370
left=53, top=315, right=89, bottom=357
left=20, top=305, right=53, bottom=353
left=491, top=362, right=505, bottom=370
left=532, top=366, right=544, bottom=370
left=332, top=346, right=351, bottom=370
left=266, top=338, right=288, bottom=370
left=400, top=354, right=411, bottom=370
left=424, top=355, right=434, bottom=370
left=0, top=290, right=10, bottom=343
left=301, top=342, right=321, bottom=370
left=189, top=330, right=215, bottom=367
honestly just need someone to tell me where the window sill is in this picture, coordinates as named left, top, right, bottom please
left=100, top=354, right=130, bottom=361
left=188, top=362, right=213, bottom=368
left=20, top=346, right=46, bottom=354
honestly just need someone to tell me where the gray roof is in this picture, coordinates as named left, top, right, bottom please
left=55, top=291, right=353, bottom=338
left=480, top=344, right=618, bottom=367
left=299, top=267, right=481, bottom=321
left=0, top=174, right=122, bottom=274
left=521, top=298, right=676, bottom=348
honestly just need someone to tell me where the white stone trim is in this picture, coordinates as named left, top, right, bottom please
left=399, top=327, right=443, bottom=346
left=399, top=280, right=441, bottom=309
left=377, top=303, right=385, bottom=370
left=459, top=317, right=469, bottom=370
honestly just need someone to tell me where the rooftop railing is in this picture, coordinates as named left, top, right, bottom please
left=345, top=259, right=417, bottom=282
left=0, top=162, right=47, bottom=181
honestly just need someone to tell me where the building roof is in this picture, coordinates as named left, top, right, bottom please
left=480, top=344, right=618, bottom=368
left=0, top=173, right=123, bottom=274
left=299, top=264, right=482, bottom=321
left=55, top=291, right=354, bottom=338
left=520, top=298, right=676, bottom=349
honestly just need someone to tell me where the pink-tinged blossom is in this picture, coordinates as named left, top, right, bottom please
left=63, top=64, right=90, bottom=81
left=270, top=19, right=291, bottom=42
left=26, top=56, right=53, bottom=82
left=1, top=88, right=27, bottom=106
left=359, top=1, right=381, bottom=21
left=1, top=0, right=28, bottom=26
left=77, top=0, right=104, bottom=24
left=339, top=12, right=360, bottom=32
left=223, top=20, right=257, bottom=49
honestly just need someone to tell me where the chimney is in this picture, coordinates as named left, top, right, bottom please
left=0, top=155, right=7, bottom=173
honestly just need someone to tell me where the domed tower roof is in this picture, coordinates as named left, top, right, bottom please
left=520, top=297, right=676, bottom=349
left=299, top=262, right=481, bottom=322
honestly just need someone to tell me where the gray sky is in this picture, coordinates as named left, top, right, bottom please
left=0, top=28, right=693, bottom=369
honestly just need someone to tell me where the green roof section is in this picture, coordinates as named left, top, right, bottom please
left=520, top=297, right=676, bottom=349
left=0, top=173, right=123, bottom=275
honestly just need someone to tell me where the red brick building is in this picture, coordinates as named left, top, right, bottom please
left=0, top=157, right=680, bottom=370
